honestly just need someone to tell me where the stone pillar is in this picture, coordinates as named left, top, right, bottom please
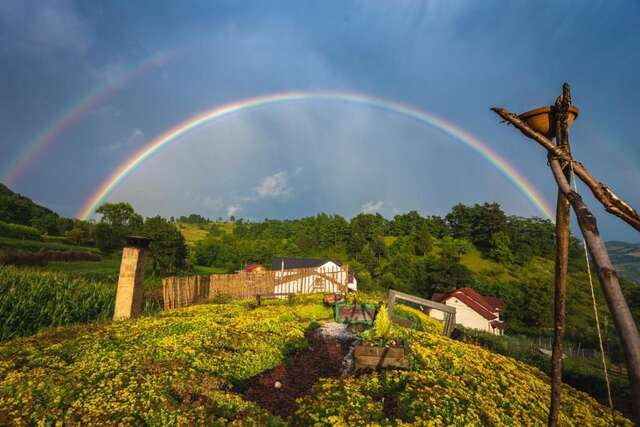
left=113, top=236, right=151, bottom=321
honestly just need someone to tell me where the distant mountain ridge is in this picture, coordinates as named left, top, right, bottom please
left=606, top=241, right=640, bottom=284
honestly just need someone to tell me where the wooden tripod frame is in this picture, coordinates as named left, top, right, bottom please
left=492, top=85, right=640, bottom=426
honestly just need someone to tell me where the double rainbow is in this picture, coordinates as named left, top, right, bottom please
left=77, top=91, right=553, bottom=220
left=2, top=51, right=175, bottom=185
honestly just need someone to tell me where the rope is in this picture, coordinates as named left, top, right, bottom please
left=569, top=160, right=614, bottom=412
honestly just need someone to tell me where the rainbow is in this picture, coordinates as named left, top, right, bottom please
left=2, top=51, right=175, bottom=186
left=77, top=91, right=554, bottom=220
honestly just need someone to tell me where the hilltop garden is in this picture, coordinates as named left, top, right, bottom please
left=0, top=294, right=629, bottom=425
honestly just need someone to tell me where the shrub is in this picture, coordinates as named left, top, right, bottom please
left=0, top=236, right=99, bottom=253
left=0, top=221, right=41, bottom=240
left=0, top=250, right=102, bottom=267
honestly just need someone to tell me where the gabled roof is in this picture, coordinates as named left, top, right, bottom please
left=432, top=287, right=504, bottom=321
left=271, top=257, right=342, bottom=270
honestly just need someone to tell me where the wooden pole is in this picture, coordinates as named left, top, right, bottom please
left=548, top=156, right=640, bottom=425
left=490, top=107, right=640, bottom=232
left=548, top=84, right=573, bottom=427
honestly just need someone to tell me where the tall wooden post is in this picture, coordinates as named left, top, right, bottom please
left=548, top=83, right=573, bottom=427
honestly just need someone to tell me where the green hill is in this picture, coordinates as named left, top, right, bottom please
left=0, top=294, right=628, bottom=425
left=0, top=183, right=60, bottom=232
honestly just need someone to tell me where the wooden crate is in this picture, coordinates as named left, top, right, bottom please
left=354, top=342, right=410, bottom=370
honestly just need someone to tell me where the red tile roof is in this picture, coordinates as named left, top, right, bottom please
left=431, top=287, right=504, bottom=321
left=244, top=264, right=265, bottom=272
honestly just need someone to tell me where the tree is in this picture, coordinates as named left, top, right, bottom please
left=414, top=256, right=473, bottom=298
left=94, top=203, right=143, bottom=253
left=358, top=244, right=378, bottom=274
left=371, top=236, right=387, bottom=260
left=439, top=237, right=470, bottom=262
left=142, top=216, right=188, bottom=275
left=349, top=213, right=386, bottom=256
left=95, top=222, right=124, bottom=253
left=386, top=253, right=416, bottom=293
left=488, top=231, right=514, bottom=264
left=390, top=210, right=424, bottom=236
left=96, top=202, right=143, bottom=229
left=520, top=277, right=552, bottom=328
left=414, top=224, right=433, bottom=256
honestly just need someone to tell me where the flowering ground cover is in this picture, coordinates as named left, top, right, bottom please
left=294, top=308, right=630, bottom=426
left=0, top=294, right=629, bottom=425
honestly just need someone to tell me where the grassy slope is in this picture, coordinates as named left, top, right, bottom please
left=177, top=222, right=210, bottom=245
left=0, top=294, right=627, bottom=425
left=178, top=222, right=234, bottom=246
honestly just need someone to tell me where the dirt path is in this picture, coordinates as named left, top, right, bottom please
left=237, top=322, right=357, bottom=418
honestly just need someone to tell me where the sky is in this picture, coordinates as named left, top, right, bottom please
left=1, top=1, right=639, bottom=241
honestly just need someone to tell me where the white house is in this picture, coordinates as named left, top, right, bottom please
left=429, top=287, right=506, bottom=335
left=271, top=257, right=357, bottom=294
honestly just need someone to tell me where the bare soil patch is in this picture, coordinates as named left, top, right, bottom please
left=236, top=323, right=357, bottom=418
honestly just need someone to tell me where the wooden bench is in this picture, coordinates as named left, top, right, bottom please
left=256, top=293, right=294, bottom=306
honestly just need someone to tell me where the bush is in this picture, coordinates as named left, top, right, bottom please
left=42, top=235, right=71, bottom=245
left=0, top=236, right=99, bottom=254
left=0, top=221, right=41, bottom=240
left=0, top=250, right=102, bottom=267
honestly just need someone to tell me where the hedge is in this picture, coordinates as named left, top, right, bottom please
left=0, top=221, right=41, bottom=240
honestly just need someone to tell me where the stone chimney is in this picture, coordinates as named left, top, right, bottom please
left=113, top=236, right=151, bottom=320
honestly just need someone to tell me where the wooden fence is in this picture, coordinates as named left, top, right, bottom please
left=163, top=275, right=210, bottom=310
left=163, top=266, right=350, bottom=310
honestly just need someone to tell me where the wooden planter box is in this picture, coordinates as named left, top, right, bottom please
left=354, top=342, right=410, bottom=370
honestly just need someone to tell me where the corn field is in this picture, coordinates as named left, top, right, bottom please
left=0, top=267, right=124, bottom=340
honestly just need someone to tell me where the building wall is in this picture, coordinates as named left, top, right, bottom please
left=274, top=263, right=349, bottom=294
left=429, top=297, right=501, bottom=335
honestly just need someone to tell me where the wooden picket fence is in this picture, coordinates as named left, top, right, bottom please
left=162, top=266, right=350, bottom=310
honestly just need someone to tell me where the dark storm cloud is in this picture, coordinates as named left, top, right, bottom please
left=1, top=1, right=639, bottom=241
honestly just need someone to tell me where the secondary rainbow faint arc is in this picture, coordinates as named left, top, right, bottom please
left=78, top=91, right=554, bottom=220
left=2, top=51, right=175, bottom=186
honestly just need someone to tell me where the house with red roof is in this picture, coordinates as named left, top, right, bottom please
left=243, top=263, right=266, bottom=273
left=430, top=287, right=506, bottom=335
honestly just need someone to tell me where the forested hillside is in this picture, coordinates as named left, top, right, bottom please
left=607, top=241, right=640, bottom=284
left=0, top=183, right=66, bottom=234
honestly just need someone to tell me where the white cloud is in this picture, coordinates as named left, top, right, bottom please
left=103, top=128, right=144, bottom=152
left=361, top=200, right=385, bottom=214
left=227, top=205, right=241, bottom=217
left=256, top=171, right=290, bottom=199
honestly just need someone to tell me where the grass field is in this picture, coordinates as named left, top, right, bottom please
left=177, top=222, right=234, bottom=246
